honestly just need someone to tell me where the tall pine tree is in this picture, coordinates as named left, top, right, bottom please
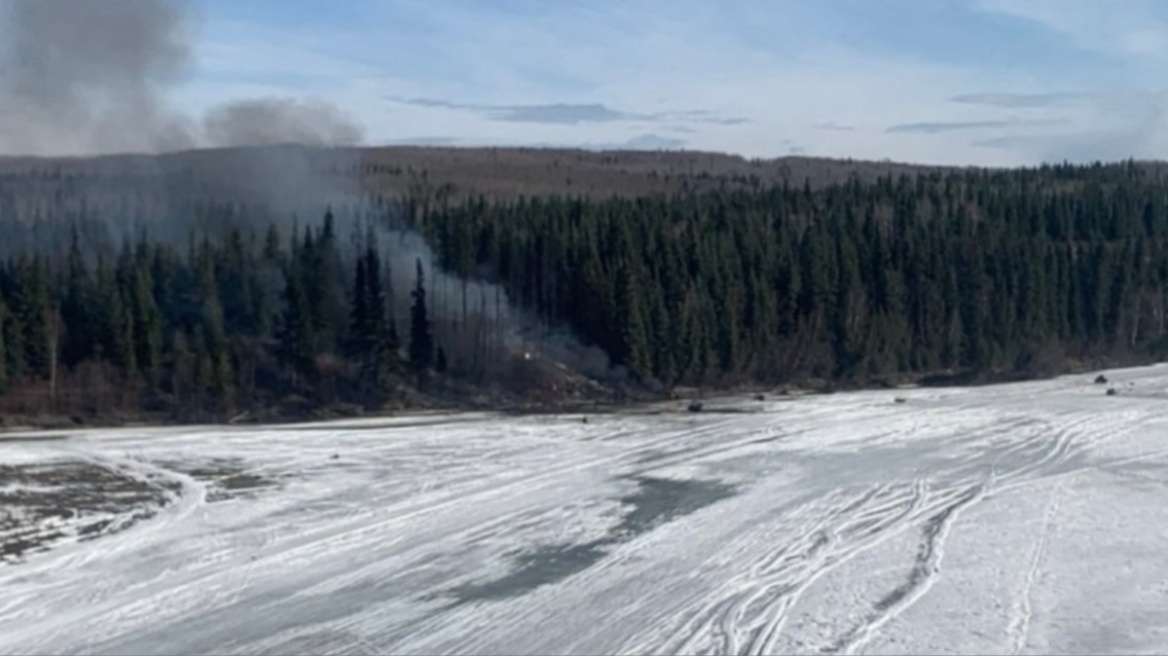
left=409, top=258, right=434, bottom=377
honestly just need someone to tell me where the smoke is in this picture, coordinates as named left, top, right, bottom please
left=0, top=0, right=364, bottom=156
left=0, top=0, right=195, bottom=155
left=203, top=99, right=364, bottom=149
left=378, top=229, right=616, bottom=382
left=0, top=0, right=366, bottom=254
left=0, top=0, right=618, bottom=387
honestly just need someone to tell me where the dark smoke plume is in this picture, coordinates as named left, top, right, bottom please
left=0, top=0, right=364, bottom=156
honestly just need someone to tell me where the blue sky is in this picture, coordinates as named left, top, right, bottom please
left=183, top=0, right=1168, bottom=165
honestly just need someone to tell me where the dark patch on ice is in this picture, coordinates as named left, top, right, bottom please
left=689, top=407, right=763, bottom=415
left=162, top=457, right=277, bottom=502
left=284, top=417, right=476, bottom=432
left=446, top=476, right=737, bottom=605
left=445, top=542, right=609, bottom=604
left=611, top=477, right=738, bottom=539
left=0, top=433, right=72, bottom=442
left=0, top=461, right=176, bottom=564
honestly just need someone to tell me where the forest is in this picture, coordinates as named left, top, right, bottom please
left=1, top=152, right=1167, bottom=424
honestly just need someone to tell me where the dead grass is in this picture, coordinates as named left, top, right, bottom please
left=0, top=461, right=176, bottom=564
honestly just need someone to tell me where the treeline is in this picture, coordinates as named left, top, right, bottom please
left=3, top=158, right=1168, bottom=422
left=418, top=160, right=1168, bottom=386
left=0, top=212, right=462, bottom=421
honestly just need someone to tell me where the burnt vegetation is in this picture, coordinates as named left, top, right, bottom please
left=0, top=148, right=1167, bottom=425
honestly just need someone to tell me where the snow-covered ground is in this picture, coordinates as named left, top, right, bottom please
left=3, top=367, right=1168, bottom=655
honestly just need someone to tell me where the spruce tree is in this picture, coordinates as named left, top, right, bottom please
left=278, top=270, right=314, bottom=383
left=0, top=296, right=7, bottom=393
left=409, top=258, right=434, bottom=376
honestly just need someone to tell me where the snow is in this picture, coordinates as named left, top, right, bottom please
left=3, top=367, right=1168, bottom=654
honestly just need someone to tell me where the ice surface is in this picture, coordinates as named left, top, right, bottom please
left=3, top=366, right=1168, bottom=654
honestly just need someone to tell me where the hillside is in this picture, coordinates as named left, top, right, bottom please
left=2, top=147, right=1168, bottom=427
left=0, top=145, right=959, bottom=208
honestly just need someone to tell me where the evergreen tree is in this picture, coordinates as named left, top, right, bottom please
left=5, top=158, right=1168, bottom=421
left=409, top=258, right=434, bottom=376
left=278, top=268, right=315, bottom=383
left=0, top=296, right=7, bottom=392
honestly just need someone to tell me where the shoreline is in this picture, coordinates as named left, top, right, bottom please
left=1, top=358, right=1155, bottom=436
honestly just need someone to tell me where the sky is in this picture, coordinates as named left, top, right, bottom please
left=183, top=0, right=1168, bottom=166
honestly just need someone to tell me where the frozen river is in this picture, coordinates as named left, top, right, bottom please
left=3, top=366, right=1168, bottom=654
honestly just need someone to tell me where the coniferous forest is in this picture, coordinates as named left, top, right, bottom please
left=2, top=153, right=1168, bottom=424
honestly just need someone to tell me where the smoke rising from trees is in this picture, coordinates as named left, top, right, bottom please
left=0, top=0, right=364, bottom=156
left=378, top=229, right=616, bottom=382
left=0, top=0, right=618, bottom=390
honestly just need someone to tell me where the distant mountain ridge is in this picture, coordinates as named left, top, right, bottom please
left=0, top=145, right=977, bottom=203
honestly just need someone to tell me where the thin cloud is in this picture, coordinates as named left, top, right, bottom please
left=814, top=122, right=856, bottom=131
left=974, top=131, right=1149, bottom=163
left=386, top=136, right=464, bottom=146
left=949, top=92, right=1097, bottom=108
left=186, top=0, right=1168, bottom=166
left=887, top=118, right=1068, bottom=134
left=541, top=133, right=688, bottom=151
left=385, top=96, right=747, bottom=126
left=497, top=103, right=630, bottom=124
left=611, top=134, right=687, bottom=150
left=377, top=133, right=687, bottom=152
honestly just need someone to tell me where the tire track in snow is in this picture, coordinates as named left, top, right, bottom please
left=695, top=410, right=1079, bottom=655
left=652, top=488, right=878, bottom=655
left=1, top=414, right=763, bottom=654
left=825, top=483, right=986, bottom=656
left=1007, top=477, right=1063, bottom=655
left=816, top=407, right=1109, bottom=656
left=658, top=480, right=940, bottom=656
left=704, top=413, right=1062, bottom=655
left=9, top=379, right=1161, bottom=656
left=577, top=400, right=1113, bottom=656
left=0, top=453, right=211, bottom=652
left=741, top=481, right=934, bottom=656
left=994, top=409, right=1136, bottom=497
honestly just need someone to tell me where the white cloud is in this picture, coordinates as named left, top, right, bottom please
left=170, top=0, right=1168, bottom=167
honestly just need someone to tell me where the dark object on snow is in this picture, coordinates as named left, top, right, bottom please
left=687, top=401, right=704, bottom=413
left=1095, top=374, right=1109, bottom=385
left=582, top=416, right=589, bottom=424
left=1106, top=388, right=1118, bottom=396
left=894, top=397, right=908, bottom=404
left=330, top=453, right=340, bottom=460
left=754, top=393, right=766, bottom=402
